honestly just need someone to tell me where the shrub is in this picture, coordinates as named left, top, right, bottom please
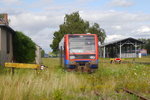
left=13, top=31, right=36, bottom=63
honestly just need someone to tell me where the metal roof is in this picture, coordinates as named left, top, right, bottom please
left=100, top=37, right=144, bottom=47
left=0, top=24, right=15, bottom=34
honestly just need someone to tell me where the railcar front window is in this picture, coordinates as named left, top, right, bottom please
left=69, top=35, right=95, bottom=53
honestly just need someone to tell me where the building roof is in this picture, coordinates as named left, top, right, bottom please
left=100, top=37, right=144, bottom=47
left=0, top=24, right=15, bottom=34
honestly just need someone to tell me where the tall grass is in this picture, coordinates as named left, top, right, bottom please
left=0, top=58, right=149, bottom=100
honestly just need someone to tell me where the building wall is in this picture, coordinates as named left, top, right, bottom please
left=117, top=53, right=137, bottom=58
left=0, top=28, right=1, bottom=65
left=35, top=45, right=42, bottom=64
left=0, top=27, right=13, bottom=66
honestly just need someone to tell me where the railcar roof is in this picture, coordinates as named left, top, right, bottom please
left=67, top=34, right=96, bottom=35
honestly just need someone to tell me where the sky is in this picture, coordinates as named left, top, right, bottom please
left=0, top=0, right=150, bottom=53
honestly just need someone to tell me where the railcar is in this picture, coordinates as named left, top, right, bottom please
left=59, top=34, right=99, bottom=72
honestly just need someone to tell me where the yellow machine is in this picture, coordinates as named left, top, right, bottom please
left=110, top=58, right=124, bottom=63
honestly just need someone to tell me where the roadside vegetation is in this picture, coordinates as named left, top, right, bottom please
left=0, top=58, right=149, bottom=100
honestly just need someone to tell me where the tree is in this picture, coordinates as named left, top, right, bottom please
left=41, top=49, right=45, bottom=57
left=13, top=31, right=36, bottom=63
left=50, top=12, right=106, bottom=54
left=139, top=38, right=150, bottom=54
left=0, top=14, right=3, bottom=18
left=88, top=23, right=106, bottom=44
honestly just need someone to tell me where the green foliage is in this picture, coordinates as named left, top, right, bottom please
left=88, top=23, right=106, bottom=44
left=41, top=49, right=45, bottom=57
left=0, top=14, right=4, bottom=18
left=139, top=38, right=150, bottom=54
left=49, top=52, right=57, bottom=56
left=145, top=39, right=150, bottom=54
left=13, top=31, right=36, bottom=63
left=50, top=12, right=106, bottom=53
left=52, top=89, right=64, bottom=100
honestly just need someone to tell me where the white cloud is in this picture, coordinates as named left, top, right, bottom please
left=9, top=12, right=64, bottom=53
left=0, top=0, right=21, bottom=5
left=108, top=0, right=134, bottom=7
left=76, top=0, right=96, bottom=3
left=1, top=0, right=18, bottom=3
left=10, top=12, right=63, bottom=32
left=80, top=10, right=150, bottom=36
left=105, top=34, right=127, bottom=43
left=137, top=26, right=150, bottom=33
left=31, top=28, right=55, bottom=53
left=130, top=26, right=150, bottom=38
left=112, top=25, right=122, bottom=30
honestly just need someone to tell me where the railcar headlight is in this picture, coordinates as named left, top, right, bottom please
left=90, top=56, right=95, bottom=59
left=70, top=56, right=75, bottom=59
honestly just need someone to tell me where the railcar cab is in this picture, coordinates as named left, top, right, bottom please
left=59, top=34, right=99, bottom=71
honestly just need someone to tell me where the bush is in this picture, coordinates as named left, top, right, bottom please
left=13, top=31, right=36, bottom=63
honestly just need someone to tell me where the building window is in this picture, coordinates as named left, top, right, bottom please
left=6, top=32, right=10, bottom=54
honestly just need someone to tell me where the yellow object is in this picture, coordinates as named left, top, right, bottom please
left=5, top=63, right=40, bottom=69
left=110, top=59, right=114, bottom=61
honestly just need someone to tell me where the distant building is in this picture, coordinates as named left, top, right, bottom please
left=44, top=54, right=49, bottom=58
left=100, top=37, right=144, bottom=58
left=35, top=45, right=42, bottom=64
left=140, top=49, right=147, bottom=56
left=0, top=13, right=15, bottom=66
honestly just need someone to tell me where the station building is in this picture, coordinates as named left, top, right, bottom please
left=100, top=37, right=144, bottom=58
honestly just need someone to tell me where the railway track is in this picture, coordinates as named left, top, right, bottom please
left=93, top=88, right=149, bottom=100
left=122, top=88, right=149, bottom=100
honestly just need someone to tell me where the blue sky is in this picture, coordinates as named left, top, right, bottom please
left=0, top=0, right=150, bottom=53
left=1, top=0, right=150, bottom=13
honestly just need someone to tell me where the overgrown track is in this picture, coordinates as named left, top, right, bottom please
left=122, top=88, right=149, bottom=100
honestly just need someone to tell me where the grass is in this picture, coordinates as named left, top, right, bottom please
left=100, top=56, right=150, bottom=63
left=0, top=58, right=150, bottom=100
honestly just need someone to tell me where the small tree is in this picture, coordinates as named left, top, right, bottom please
left=41, top=50, right=45, bottom=57
left=13, top=31, right=36, bottom=63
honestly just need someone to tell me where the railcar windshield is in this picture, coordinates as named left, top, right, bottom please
left=69, top=35, right=96, bottom=53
